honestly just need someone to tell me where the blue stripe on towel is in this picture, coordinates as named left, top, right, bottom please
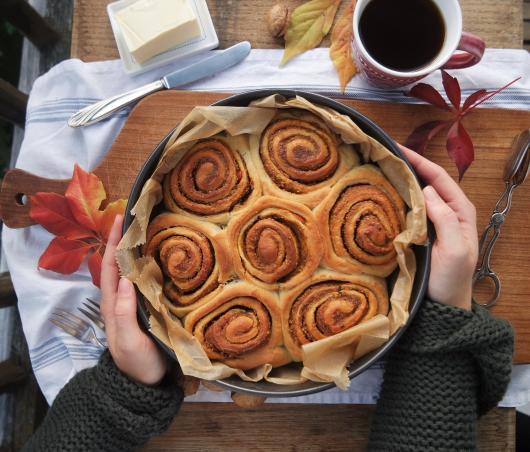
left=23, top=85, right=530, bottom=128
left=30, top=336, right=104, bottom=371
left=25, top=86, right=530, bottom=120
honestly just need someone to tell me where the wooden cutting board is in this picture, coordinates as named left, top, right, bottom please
left=1, top=90, right=529, bottom=362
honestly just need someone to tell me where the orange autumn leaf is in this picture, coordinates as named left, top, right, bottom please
left=38, top=237, right=97, bottom=274
left=65, top=164, right=106, bottom=231
left=330, top=0, right=358, bottom=93
left=29, top=192, right=95, bottom=240
left=30, top=165, right=127, bottom=288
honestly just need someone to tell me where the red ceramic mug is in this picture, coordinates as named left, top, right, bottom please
left=352, top=0, right=486, bottom=88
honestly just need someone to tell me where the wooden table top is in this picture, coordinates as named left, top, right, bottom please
left=71, top=0, right=524, bottom=59
left=69, top=1, right=522, bottom=450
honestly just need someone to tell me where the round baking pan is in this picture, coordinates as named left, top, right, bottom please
left=123, top=89, right=433, bottom=398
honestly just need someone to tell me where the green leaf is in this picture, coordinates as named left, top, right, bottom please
left=280, top=0, right=341, bottom=66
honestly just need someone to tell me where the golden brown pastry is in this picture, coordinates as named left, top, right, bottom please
left=281, top=270, right=388, bottom=361
left=184, top=282, right=291, bottom=370
left=227, top=195, right=323, bottom=291
left=163, top=136, right=261, bottom=224
left=251, top=111, right=359, bottom=208
left=314, top=165, right=406, bottom=277
left=144, top=213, right=232, bottom=317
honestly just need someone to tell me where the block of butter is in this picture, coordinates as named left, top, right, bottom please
left=116, top=0, right=202, bottom=64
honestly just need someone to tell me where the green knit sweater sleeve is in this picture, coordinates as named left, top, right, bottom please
left=368, top=299, right=514, bottom=452
left=22, top=351, right=183, bottom=452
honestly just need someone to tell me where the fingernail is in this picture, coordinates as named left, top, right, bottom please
left=117, top=277, right=133, bottom=297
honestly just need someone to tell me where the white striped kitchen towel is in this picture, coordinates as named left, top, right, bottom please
left=2, top=48, right=529, bottom=405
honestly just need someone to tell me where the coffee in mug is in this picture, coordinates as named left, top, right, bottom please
left=352, top=0, right=486, bottom=88
left=359, top=0, right=445, bottom=72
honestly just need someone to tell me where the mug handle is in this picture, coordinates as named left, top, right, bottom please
left=442, top=32, right=486, bottom=70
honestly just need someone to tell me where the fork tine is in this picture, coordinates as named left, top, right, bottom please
left=82, top=302, right=100, bottom=317
left=50, top=314, right=80, bottom=332
left=78, top=307, right=105, bottom=331
left=50, top=318, right=79, bottom=338
left=55, top=309, right=90, bottom=327
left=52, top=311, right=89, bottom=330
left=86, top=298, right=101, bottom=310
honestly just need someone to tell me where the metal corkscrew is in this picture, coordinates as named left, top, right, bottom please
left=472, top=129, right=530, bottom=308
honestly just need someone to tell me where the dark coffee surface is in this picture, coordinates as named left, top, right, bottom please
left=359, top=0, right=445, bottom=71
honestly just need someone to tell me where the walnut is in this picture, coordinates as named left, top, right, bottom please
left=267, top=3, right=290, bottom=39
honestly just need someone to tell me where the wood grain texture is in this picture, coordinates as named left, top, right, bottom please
left=1, top=90, right=529, bottom=363
left=70, top=0, right=523, bottom=61
left=142, top=404, right=514, bottom=451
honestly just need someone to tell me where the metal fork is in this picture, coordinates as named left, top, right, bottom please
left=78, top=298, right=105, bottom=331
left=50, top=309, right=106, bottom=349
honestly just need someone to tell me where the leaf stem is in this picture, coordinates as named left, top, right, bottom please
left=463, top=77, right=521, bottom=113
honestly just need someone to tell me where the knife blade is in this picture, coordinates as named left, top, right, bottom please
left=68, top=41, right=251, bottom=128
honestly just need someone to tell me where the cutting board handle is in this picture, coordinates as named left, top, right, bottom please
left=0, top=169, right=70, bottom=228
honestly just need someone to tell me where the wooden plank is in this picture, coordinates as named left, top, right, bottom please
left=70, top=0, right=524, bottom=62
left=0, top=360, right=26, bottom=390
left=0, top=313, right=48, bottom=452
left=0, top=1, right=73, bottom=448
left=1, top=90, right=529, bottom=363
left=0, top=0, right=59, bottom=50
left=0, top=79, right=28, bottom=127
left=0, top=273, right=16, bottom=308
left=142, top=404, right=514, bottom=451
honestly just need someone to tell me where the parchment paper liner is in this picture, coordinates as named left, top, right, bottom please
left=117, top=95, right=427, bottom=390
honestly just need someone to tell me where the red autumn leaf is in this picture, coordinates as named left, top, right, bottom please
left=29, top=192, right=96, bottom=240
left=404, top=120, right=449, bottom=155
left=446, top=121, right=474, bottom=181
left=441, top=70, right=461, bottom=110
left=88, top=247, right=103, bottom=288
left=462, top=88, right=487, bottom=112
left=65, top=164, right=105, bottom=231
left=408, top=83, right=452, bottom=112
left=39, top=237, right=97, bottom=275
left=98, top=199, right=127, bottom=242
left=406, top=71, right=520, bottom=181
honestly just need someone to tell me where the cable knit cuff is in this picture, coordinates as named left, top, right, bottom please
left=94, top=350, right=183, bottom=416
left=398, top=299, right=513, bottom=355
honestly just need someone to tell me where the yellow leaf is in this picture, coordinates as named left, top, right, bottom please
left=281, top=0, right=342, bottom=66
left=330, top=0, right=358, bottom=93
left=98, top=198, right=127, bottom=242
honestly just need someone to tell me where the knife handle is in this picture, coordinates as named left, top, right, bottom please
left=68, top=79, right=166, bottom=128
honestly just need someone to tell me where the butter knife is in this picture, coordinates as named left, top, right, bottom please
left=68, top=41, right=251, bottom=128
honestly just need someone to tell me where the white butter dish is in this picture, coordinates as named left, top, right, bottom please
left=107, top=0, right=219, bottom=75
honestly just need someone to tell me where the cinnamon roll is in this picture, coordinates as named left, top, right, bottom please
left=144, top=213, right=232, bottom=317
left=252, top=111, right=359, bottom=208
left=163, top=136, right=261, bottom=224
left=281, top=270, right=388, bottom=361
left=315, top=165, right=406, bottom=277
left=184, top=282, right=290, bottom=370
left=227, top=196, right=323, bottom=290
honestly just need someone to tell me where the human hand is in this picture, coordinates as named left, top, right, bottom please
left=400, top=146, right=478, bottom=310
left=101, top=215, right=168, bottom=385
